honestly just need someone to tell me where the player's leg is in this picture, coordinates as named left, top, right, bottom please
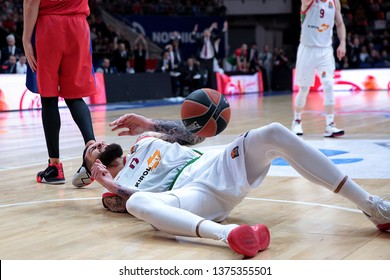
left=126, top=187, right=270, bottom=257
left=59, top=15, right=97, bottom=186
left=292, top=45, right=316, bottom=135
left=35, top=15, right=65, bottom=184
left=243, top=123, right=389, bottom=230
left=318, top=47, right=344, bottom=137
left=36, top=97, right=65, bottom=184
left=64, top=98, right=95, bottom=145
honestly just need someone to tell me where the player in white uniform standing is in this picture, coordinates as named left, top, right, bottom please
left=82, top=113, right=390, bottom=258
left=292, top=0, right=346, bottom=137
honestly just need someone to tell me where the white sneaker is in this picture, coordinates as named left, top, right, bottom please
left=72, top=166, right=94, bottom=188
left=362, top=195, right=390, bottom=231
left=291, top=119, right=303, bottom=135
left=324, top=122, right=344, bottom=137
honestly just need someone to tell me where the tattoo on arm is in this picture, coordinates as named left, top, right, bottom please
left=151, top=119, right=205, bottom=146
left=115, top=184, right=137, bottom=201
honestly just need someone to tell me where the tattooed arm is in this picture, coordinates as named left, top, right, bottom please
left=109, top=113, right=205, bottom=146
left=91, top=159, right=138, bottom=204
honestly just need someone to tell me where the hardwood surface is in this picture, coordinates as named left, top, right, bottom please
left=0, top=90, right=389, bottom=260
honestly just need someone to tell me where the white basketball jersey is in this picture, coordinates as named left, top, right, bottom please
left=114, top=137, right=200, bottom=193
left=300, top=0, right=336, bottom=47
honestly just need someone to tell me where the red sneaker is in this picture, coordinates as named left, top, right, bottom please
left=251, top=224, right=271, bottom=251
left=36, top=160, right=65, bottom=184
left=227, top=224, right=270, bottom=257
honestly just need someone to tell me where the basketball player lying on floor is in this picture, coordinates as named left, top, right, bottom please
left=84, top=113, right=390, bottom=258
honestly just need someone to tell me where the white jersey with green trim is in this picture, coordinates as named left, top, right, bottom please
left=114, top=137, right=200, bottom=193
left=300, top=0, right=336, bottom=47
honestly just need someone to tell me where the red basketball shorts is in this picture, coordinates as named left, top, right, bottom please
left=35, top=14, right=96, bottom=98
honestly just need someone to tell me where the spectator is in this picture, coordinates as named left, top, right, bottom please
left=165, top=44, right=181, bottom=75
left=234, top=43, right=249, bottom=73
left=258, top=44, right=273, bottom=91
left=155, top=50, right=172, bottom=73
left=179, top=57, right=201, bottom=96
left=272, top=48, right=289, bottom=70
left=359, top=46, right=370, bottom=64
left=0, top=34, right=23, bottom=65
left=379, top=50, right=390, bottom=67
left=2, top=55, right=17, bottom=74
left=16, top=53, right=27, bottom=74
left=133, top=34, right=148, bottom=73
left=112, top=42, right=131, bottom=73
left=381, top=38, right=390, bottom=53
left=348, top=37, right=361, bottom=68
left=169, top=31, right=184, bottom=70
left=248, top=42, right=260, bottom=73
left=155, top=50, right=180, bottom=97
left=96, top=57, right=117, bottom=74
left=191, top=21, right=227, bottom=89
left=366, top=49, right=381, bottom=66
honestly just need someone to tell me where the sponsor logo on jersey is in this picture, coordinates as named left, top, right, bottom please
left=134, top=150, right=161, bottom=188
left=147, top=150, right=161, bottom=171
left=231, top=146, right=239, bottom=159
left=329, top=1, right=333, bottom=8
left=318, top=24, right=330, bottom=32
left=129, top=158, right=139, bottom=169
left=322, top=71, right=326, bottom=78
left=130, top=144, right=139, bottom=154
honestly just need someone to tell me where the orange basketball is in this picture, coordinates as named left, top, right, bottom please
left=181, top=88, right=231, bottom=137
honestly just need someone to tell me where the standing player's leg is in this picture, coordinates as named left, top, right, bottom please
left=64, top=98, right=95, bottom=146
left=36, top=96, right=65, bottom=184
left=59, top=15, right=97, bottom=187
left=292, top=44, right=316, bottom=135
left=34, top=15, right=65, bottom=184
left=318, top=46, right=344, bottom=137
left=243, top=123, right=390, bottom=230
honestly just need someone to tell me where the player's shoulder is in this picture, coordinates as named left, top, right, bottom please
left=301, top=0, right=314, bottom=12
left=136, top=133, right=160, bottom=143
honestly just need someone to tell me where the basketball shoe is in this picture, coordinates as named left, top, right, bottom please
left=36, top=160, right=65, bottom=184
left=324, top=122, right=344, bottom=137
left=362, top=195, right=390, bottom=231
left=227, top=224, right=270, bottom=257
left=72, top=166, right=94, bottom=188
left=291, top=119, right=303, bottom=136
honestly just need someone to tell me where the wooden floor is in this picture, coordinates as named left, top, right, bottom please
left=0, top=90, right=389, bottom=260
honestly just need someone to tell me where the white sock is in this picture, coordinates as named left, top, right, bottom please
left=294, top=112, right=302, bottom=121
left=338, top=178, right=372, bottom=214
left=326, top=114, right=334, bottom=125
left=198, top=221, right=238, bottom=241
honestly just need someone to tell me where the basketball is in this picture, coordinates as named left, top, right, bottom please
left=181, top=88, right=231, bottom=137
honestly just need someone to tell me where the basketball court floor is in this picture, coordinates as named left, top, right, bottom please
left=0, top=89, right=389, bottom=260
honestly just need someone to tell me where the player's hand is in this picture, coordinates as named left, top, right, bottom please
left=91, top=159, right=113, bottom=185
left=23, top=40, right=37, bottom=72
left=337, top=44, right=346, bottom=61
left=109, top=113, right=153, bottom=136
